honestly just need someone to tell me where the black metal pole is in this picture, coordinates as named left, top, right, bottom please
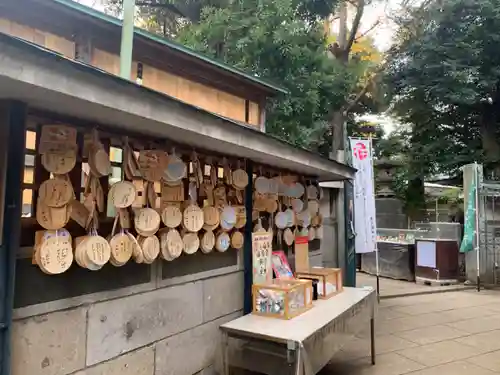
left=477, top=275, right=481, bottom=292
left=376, top=275, right=380, bottom=302
left=0, top=101, right=26, bottom=375
left=243, top=160, right=254, bottom=314
left=370, top=317, right=376, bottom=365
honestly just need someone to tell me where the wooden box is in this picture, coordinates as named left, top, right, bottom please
left=296, top=267, right=343, bottom=299
left=252, top=279, right=313, bottom=320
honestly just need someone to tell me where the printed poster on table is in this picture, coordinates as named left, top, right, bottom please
left=252, top=231, right=273, bottom=284
left=349, top=138, right=377, bottom=254
left=271, top=251, right=294, bottom=279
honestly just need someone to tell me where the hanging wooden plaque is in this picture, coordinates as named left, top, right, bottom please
left=200, top=230, right=215, bottom=253
left=109, top=181, right=137, bottom=208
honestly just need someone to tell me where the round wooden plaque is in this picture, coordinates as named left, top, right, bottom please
left=41, top=151, right=77, bottom=174
left=235, top=214, right=247, bottom=229
left=203, top=206, right=220, bottom=227
left=128, top=234, right=144, bottom=263
left=161, top=204, right=183, bottom=228
left=221, top=206, right=237, bottom=226
left=38, top=236, right=73, bottom=275
left=253, top=198, right=267, bottom=212
left=39, top=178, right=73, bottom=208
left=36, top=203, right=70, bottom=230
left=215, top=231, right=231, bottom=252
left=268, top=178, right=279, bottom=195
left=286, top=182, right=305, bottom=198
left=232, top=169, right=248, bottom=190
left=89, top=147, right=112, bottom=177
left=275, top=211, right=288, bottom=229
left=134, top=208, right=161, bottom=235
left=159, top=229, right=183, bottom=260
left=163, top=155, right=186, bottom=183
left=109, top=233, right=134, bottom=266
left=284, top=228, right=294, bottom=246
left=183, top=232, right=200, bottom=255
left=183, top=204, right=204, bottom=232
left=159, top=229, right=172, bottom=261
left=275, top=177, right=287, bottom=196
left=140, top=235, right=160, bottom=264
left=74, top=236, right=86, bottom=268
left=139, top=150, right=168, bottom=182
left=167, top=229, right=184, bottom=259
left=84, top=235, right=111, bottom=267
left=80, top=241, right=104, bottom=271
left=109, top=181, right=137, bottom=209
left=200, top=230, right=215, bottom=254
left=254, top=176, right=270, bottom=194
left=265, top=199, right=278, bottom=214
left=231, top=231, right=244, bottom=249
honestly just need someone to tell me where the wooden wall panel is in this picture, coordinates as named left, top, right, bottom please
left=92, top=48, right=120, bottom=76
left=248, top=101, right=260, bottom=127
left=141, top=62, right=248, bottom=123
left=216, top=91, right=246, bottom=122
left=9, top=22, right=34, bottom=42
left=0, top=18, right=75, bottom=58
left=45, top=33, right=75, bottom=59
left=0, top=16, right=261, bottom=127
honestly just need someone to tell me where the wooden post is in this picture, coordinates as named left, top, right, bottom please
left=119, top=0, right=136, bottom=79
left=243, top=160, right=254, bottom=314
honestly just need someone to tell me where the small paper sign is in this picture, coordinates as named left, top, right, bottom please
left=252, top=231, right=273, bottom=284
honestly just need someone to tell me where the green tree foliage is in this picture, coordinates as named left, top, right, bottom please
left=387, top=0, right=500, bottom=178
left=176, top=0, right=359, bottom=151
left=105, top=0, right=340, bottom=37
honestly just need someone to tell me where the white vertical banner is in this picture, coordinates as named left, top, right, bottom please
left=350, top=138, right=377, bottom=254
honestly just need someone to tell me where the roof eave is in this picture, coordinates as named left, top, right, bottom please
left=0, top=34, right=351, bottom=181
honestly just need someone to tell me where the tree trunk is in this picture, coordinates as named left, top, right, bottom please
left=330, top=1, right=348, bottom=161
left=330, top=110, right=345, bottom=161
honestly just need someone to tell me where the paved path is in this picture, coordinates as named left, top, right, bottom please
left=322, top=287, right=500, bottom=375
left=356, top=272, right=471, bottom=298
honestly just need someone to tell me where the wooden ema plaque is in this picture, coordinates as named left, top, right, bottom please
left=294, top=235, right=309, bottom=271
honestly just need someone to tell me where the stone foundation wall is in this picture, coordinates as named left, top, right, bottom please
left=11, top=250, right=326, bottom=375
left=11, top=270, right=243, bottom=375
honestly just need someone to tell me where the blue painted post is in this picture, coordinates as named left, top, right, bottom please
left=0, top=101, right=26, bottom=375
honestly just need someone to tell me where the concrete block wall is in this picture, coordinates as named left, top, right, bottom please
left=11, top=271, right=243, bottom=375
